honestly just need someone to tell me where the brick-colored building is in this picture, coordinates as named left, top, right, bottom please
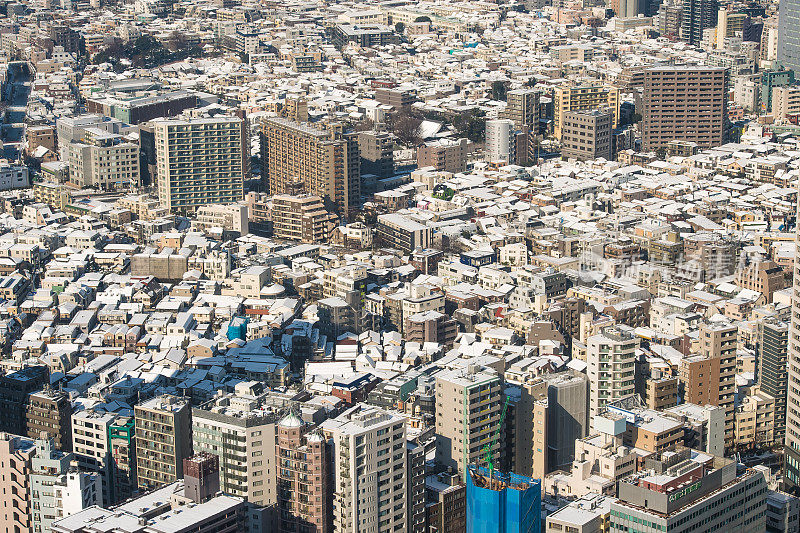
left=272, top=194, right=337, bottom=243
left=417, top=138, right=469, bottom=173
left=276, top=413, right=330, bottom=533
left=262, top=117, right=360, bottom=217
left=642, top=66, right=728, bottom=150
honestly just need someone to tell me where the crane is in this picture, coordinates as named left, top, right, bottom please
left=481, top=395, right=510, bottom=489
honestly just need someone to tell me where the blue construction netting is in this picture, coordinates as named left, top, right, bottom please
left=466, top=466, right=541, bottom=533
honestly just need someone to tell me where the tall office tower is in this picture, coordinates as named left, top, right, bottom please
left=759, top=319, right=788, bottom=443
left=191, top=397, right=279, bottom=518
left=552, top=84, right=620, bottom=140
left=134, top=395, right=192, bottom=491
left=262, top=117, right=360, bottom=218
left=321, top=406, right=408, bottom=533
left=609, top=448, right=766, bottom=531
left=500, top=88, right=539, bottom=129
left=276, top=413, right=331, bottom=533
left=485, top=119, right=516, bottom=163
left=434, top=367, right=503, bottom=480
left=786, top=190, right=800, bottom=492
left=779, top=0, right=800, bottom=73
left=560, top=110, right=613, bottom=161
left=641, top=66, right=728, bottom=151
left=587, top=326, right=638, bottom=429
left=26, top=388, right=72, bottom=452
left=72, top=409, right=116, bottom=505
left=67, top=128, right=140, bottom=190
left=152, top=115, right=247, bottom=214
left=0, top=432, right=36, bottom=533
left=0, top=366, right=49, bottom=436
left=681, top=0, right=718, bottom=46
left=109, top=415, right=137, bottom=503
left=272, top=194, right=337, bottom=243
left=30, top=438, right=102, bottom=533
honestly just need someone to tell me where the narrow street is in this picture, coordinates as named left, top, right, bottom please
left=2, top=62, right=31, bottom=161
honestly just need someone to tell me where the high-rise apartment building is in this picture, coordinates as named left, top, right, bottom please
left=191, top=396, right=279, bottom=517
left=134, top=395, right=192, bottom=491
left=500, top=88, right=539, bottom=129
left=26, top=388, right=72, bottom=452
left=153, top=116, right=247, bottom=214
left=108, top=415, right=137, bottom=503
left=553, top=84, right=620, bottom=140
left=276, top=413, right=331, bottom=533
left=71, top=409, right=116, bottom=505
left=587, top=326, right=638, bottom=428
left=511, top=372, right=588, bottom=479
left=321, top=406, right=408, bottom=533
left=262, top=117, right=360, bottom=217
left=681, top=0, right=718, bottom=46
left=641, top=66, right=728, bottom=150
left=417, top=138, right=469, bottom=174
left=357, top=130, right=394, bottom=179
left=425, top=473, right=466, bottom=533
left=772, top=85, right=800, bottom=119
left=272, top=194, right=337, bottom=243
left=694, top=319, right=737, bottom=449
left=485, top=119, right=516, bottom=163
left=716, top=8, right=748, bottom=49
left=0, top=366, right=49, bottom=437
left=435, top=367, right=503, bottom=479
left=30, top=438, right=102, bottom=533
left=779, top=0, right=800, bottom=73
left=759, top=319, right=788, bottom=443
left=55, top=114, right=126, bottom=163
left=67, top=128, right=140, bottom=190
left=560, top=110, right=613, bottom=161
left=406, top=440, right=426, bottom=533
left=0, top=432, right=36, bottom=533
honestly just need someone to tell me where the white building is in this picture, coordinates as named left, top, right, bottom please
left=485, top=119, right=515, bottom=163
left=71, top=409, right=116, bottom=505
left=191, top=392, right=279, bottom=513
left=322, top=406, right=408, bottom=533
left=194, top=203, right=249, bottom=235
left=67, top=128, right=139, bottom=190
left=30, top=438, right=102, bottom=533
left=586, top=326, right=638, bottom=428
left=0, top=163, right=29, bottom=190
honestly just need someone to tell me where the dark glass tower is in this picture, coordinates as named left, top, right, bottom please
left=779, top=0, right=800, bottom=73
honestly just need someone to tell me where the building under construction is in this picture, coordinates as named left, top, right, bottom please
left=466, top=466, right=540, bottom=533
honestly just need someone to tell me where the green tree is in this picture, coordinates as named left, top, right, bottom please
left=491, top=80, right=508, bottom=101
left=395, top=22, right=406, bottom=33
left=453, top=109, right=486, bottom=143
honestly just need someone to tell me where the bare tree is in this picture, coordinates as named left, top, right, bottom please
left=388, top=109, right=422, bottom=147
